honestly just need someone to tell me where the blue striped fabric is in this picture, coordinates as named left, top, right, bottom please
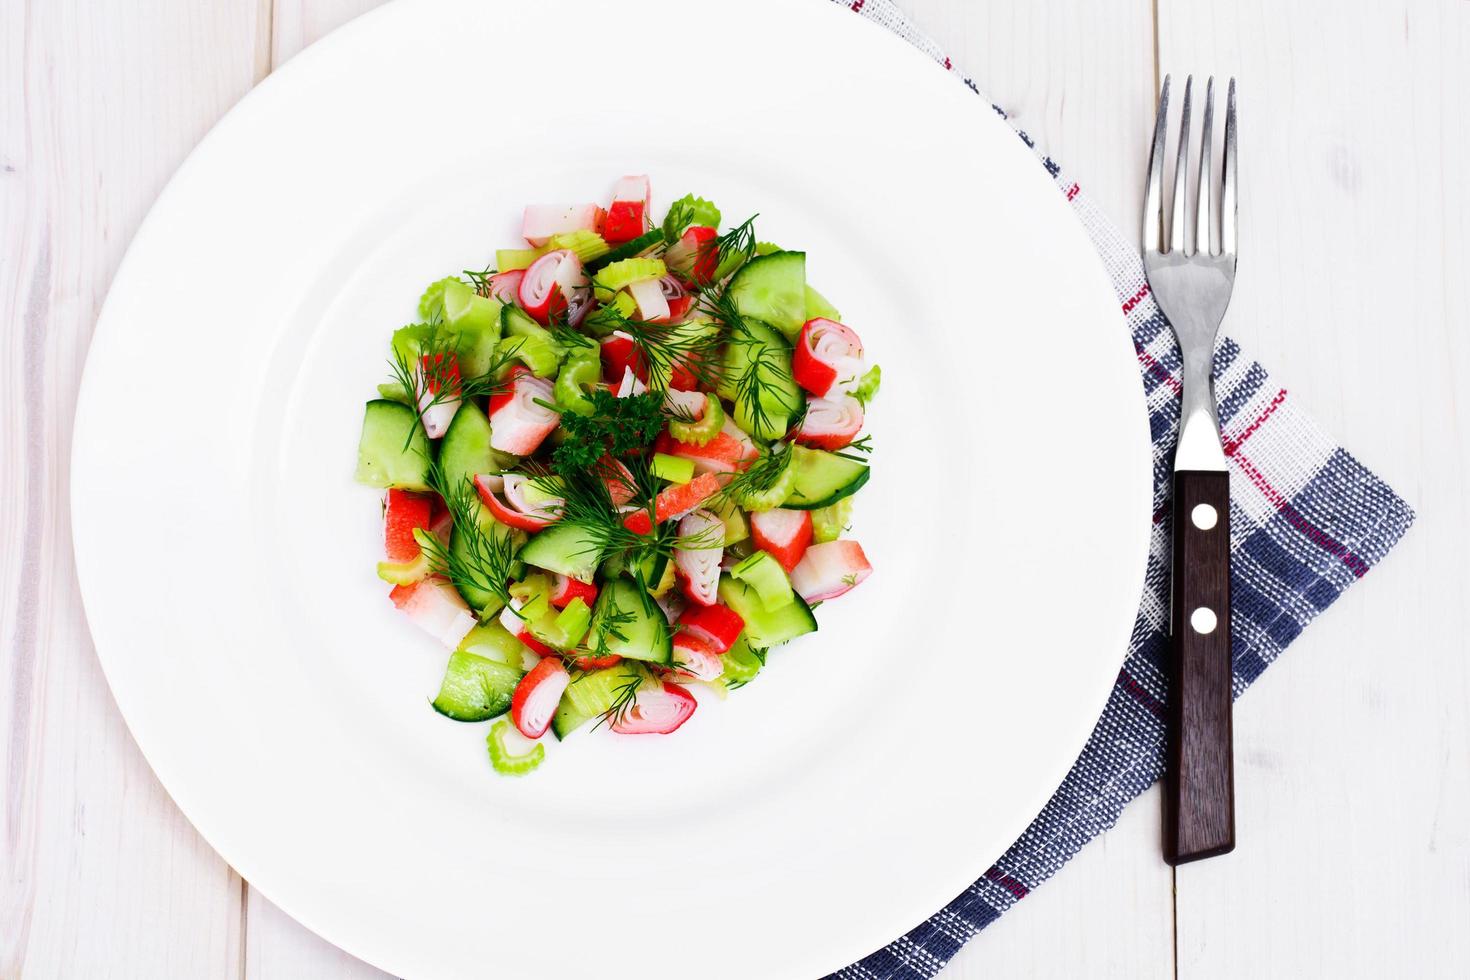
left=827, top=2, right=1417, bottom=977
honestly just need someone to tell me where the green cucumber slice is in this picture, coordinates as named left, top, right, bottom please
left=354, top=400, right=432, bottom=491
left=781, top=446, right=870, bottom=510
left=718, top=318, right=803, bottom=441
left=588, top=577, right=672, bottom=664
left=438, top=401, right=497, bottom=496
left=551, top=662, right=644, bottom=740
left=430, top=650, right=523, bottom=722
left=518, top=523, right=602, bottom=584
left=728, top=551, right=794, bottom=610
left=586, top=228, right=664, bottom=273
left=717, top=574, right=817, bottom=648
left=727, top=251, right=807, bottom=341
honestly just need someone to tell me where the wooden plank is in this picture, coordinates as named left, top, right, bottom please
left=889, top=2, right=1177, bottom=977
left=1157, top=1, right=1470, bottom=977
left=0, top=0, right=271, bottom=976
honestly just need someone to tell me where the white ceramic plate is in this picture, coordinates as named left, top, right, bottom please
left=72, top=1, right=1151, bottom=976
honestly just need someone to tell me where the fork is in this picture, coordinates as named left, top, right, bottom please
left=1143, top=74, right=1238, bottom=865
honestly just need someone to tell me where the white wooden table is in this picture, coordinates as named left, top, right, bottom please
left=4, top=1, right=1467, bottom=976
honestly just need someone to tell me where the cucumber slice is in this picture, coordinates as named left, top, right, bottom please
left=439, top=401, right=497, bottom=496
left=718, top=574, right=817, bottom=648
left=354, top=400, right=432, bottom=491
left=727, top=251, right=807, bottom=341
left=718, top=318, right=803, bottom=441
left=781, top=446, right=870, bottom=510
left=445, top=495, right=522, bottom=618
left=551, top=662, right=644, bottom=740
left=518, top=523, right=602, bottom=584
left=430, top=650, right=523, bottom=722
left=589, top=577, right=672, bottom=664
left=804, top=283, right=841, bottom=322
left=586, top=228, right=664, bottom=273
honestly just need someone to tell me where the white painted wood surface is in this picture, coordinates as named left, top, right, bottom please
left=3, top=0, right=1465, bottom=977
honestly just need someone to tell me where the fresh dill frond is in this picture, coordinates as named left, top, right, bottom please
left=589, top=305, right=725, bottom=393
left=462, top=265, right=498, bottom=298
left=833, top=434, right=874, bottom=462
left=385, top=323, right=520, bottom=448
left=716, top=440, right=794, bottom=507
left=420, top=460, right=518, bottom=609
left=704, top=214, right=757, bottom=279
left=661, top=199, right=696, bottom=245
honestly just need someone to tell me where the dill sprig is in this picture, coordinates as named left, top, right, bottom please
left=661, top=199, right=696, bottom=245
left=594, top=306, right=725, bottom=393
left=385, top=323, right=522, bottom=448
left=462, top=265, right=498, bottom=298
left=834, top=434, right=874, bottom=462
left=420, top=460, right=518, bottom=610
left=592, top=662, right=649, bottom=731
left=710, top=291, right=799, bottom=440
left=702, top=215, right=757, bottom=280
left=715, top=440, right=794, bottom=508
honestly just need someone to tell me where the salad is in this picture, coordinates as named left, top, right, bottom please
left=354, top=175, right=879, bottom=775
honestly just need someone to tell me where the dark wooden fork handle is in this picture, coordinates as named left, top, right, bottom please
left=1164, top=469, right=1236, bottom=864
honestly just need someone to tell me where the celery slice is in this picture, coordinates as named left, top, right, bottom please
left=650, top=453, right=696, bottom=484
left=547, top=229, right=610, bottom=263
left=593, top=257, right=666, bottom=301
left=729, top=551, right=794, bottom=610
left=487, top=719, right=545, bottom=776
left=496, top=248, right=542, bottom=272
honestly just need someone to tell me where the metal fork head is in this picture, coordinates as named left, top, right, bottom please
left=1143, top=74, right=1238, bottom=472
left=1143, top=74, right=1238, bottom=344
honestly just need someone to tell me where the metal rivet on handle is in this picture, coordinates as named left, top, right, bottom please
left=1190, top=607, right=1218, bottom=634
left=1191, top=503, right=1219, bottom=530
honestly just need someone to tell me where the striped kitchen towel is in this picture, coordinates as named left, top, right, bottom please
left=827, top=1, right=1417, bottom=978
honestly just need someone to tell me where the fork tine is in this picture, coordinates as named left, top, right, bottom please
left=1143, top=74, right=1171, bottom=253
left=1195, top=77, right=1215, bottom=257
left=1221, top=78, right=1238, bottom=256
left=1169, top=75, right=1192, bottom=254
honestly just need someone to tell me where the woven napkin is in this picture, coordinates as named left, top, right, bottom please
left=826, top=1, right=1417, bottom=977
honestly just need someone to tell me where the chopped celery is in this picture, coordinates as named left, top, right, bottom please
left=376, top=551, right=429, bottom=586
left=729, top=551, right=794, bottom=610
left=650, top=453, right=695, bottom=484
left=554, top=597, right=592, bottom=646
left=804, top=284, right=841, bottom=322
left=443, top=279, right=501, bottom=332
left=390, top=322, right=434, bottom=363
left=709, top=495, right=749, bottom=547
left=720, top=636, right=764, bottom=689
left=417, top=276, right=463, bottom=321
left=501, top=306, right=564, bottom=376
left=810, top=497, right=854, bottom=544
left=854, top=364, right=882, bottom=404
left=546, top=230, right=610, bottom=263
left=496, top=248, right=542, bottom=271
left=593, top=257, right=666, bottom=301
left=667, top=392, right=724, bottom=446
left=457, top=622, right=530, bottom=669
left=376, top=382, right=412, bottom=404
left=667, top=193, right=721, bottom=233
left=583, top=291, right=638, bottom=336
left=487, top=718, right=545, bottom=776
left=554, top=354, right=600, bottom=416
left=509, top=573, right=553, bottom=623
left=755, top=241, right=784, bottom=256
